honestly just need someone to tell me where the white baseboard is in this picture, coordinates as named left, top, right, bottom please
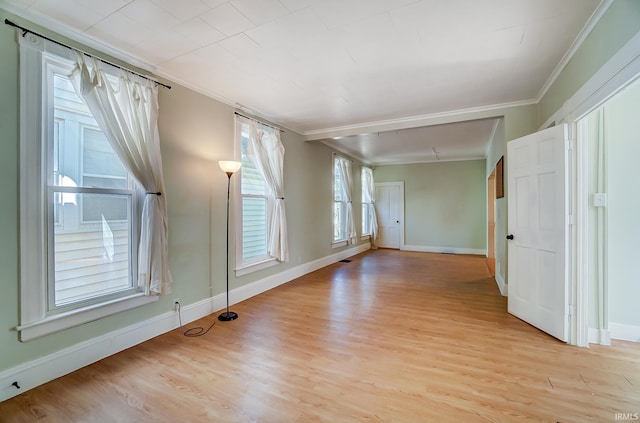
left=0, top=297, right=215, bottom=402
left=229, top=242, right=370, bottom=308
left=588, top=327, right=612, bottom=345
left=0, top=242, right=370, bottom=402
left=495, top=272, right=507, bottom=297
left=401, top=245, right=486, bottom=256
left=609, top=322, right=640, bottom=343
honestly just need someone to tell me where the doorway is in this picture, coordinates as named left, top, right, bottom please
left=374, top=182, right=404, bottom=249
left=579, top=77, right=640, bottom=345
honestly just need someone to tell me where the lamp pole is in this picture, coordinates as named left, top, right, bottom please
left=218, top=161, right=241, bottom=321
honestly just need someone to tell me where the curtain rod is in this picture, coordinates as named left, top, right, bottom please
left=234, top=112, right=283, bottom=133
left=332, top=152, right=354, bottom=162
left=4, top=19, right=171, bottom=90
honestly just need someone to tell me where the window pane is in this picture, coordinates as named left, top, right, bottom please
left=242, top=197, right=268, bottom=259
left=50, top=73, right=134, bottom=309
left=334, top=201, right=344, bottom=241
left=82, top=127, right=127, bottom=186
left=334, top=160, right=343, bottom=201
left=83, top=194, right=128, bottom=222
left=53, top=75, right=128, bottom=191
left=53, top=192, right=133, bottom=307
left=83, top=176, right=127, bottom=189
left=362, top=204, right=369, bottom=235
left=241, top=133, right=266, bottom=196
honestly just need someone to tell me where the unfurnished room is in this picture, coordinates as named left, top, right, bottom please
left=0, top=0, right=639, bottom=421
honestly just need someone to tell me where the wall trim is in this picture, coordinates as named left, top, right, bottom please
left=1, top=1, right=614, bottom=141
left=534, top=0, right=615, bottom=103
left=304, top=99, right=536, bottom=140
left=0, top=243, right=370, bottom=402
left=229, top=242, right=371, bottom=307
left=569, top=32, right=640, bottom=121
left=401, top=245, right=486, bottom=256
left=0, top=1, right=154, bottom=75
left=609, top=322, right=640, bottom=343
left=588, top=327, right=612, bottom=345
left=495, top=272, right=507, bottom=297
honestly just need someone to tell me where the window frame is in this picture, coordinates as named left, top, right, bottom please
left=332, top=154, right=349, bottom=247
left=361, top=166, right=373, bottom=239
left=17, top=35, right=156, bottom=342
left=233, top=118, right=278, bottom=276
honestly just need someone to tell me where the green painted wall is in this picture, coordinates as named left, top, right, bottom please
left=0, top=9, right=366, bottom=372
left=539, top=0, right=640, bottom=124
left=374, top=160, right=487, bottom=251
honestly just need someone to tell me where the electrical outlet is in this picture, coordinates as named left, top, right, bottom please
left=173, top=298, right=180, bottom=311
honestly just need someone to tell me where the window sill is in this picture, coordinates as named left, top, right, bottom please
left=17, top=293, right=158, bottom=342
left=332, top=240, right=348, bottom=249
left=235, top=257, right=279, bottom=277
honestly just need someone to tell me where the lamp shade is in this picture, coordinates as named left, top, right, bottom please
left=218, top=160, right=242, bottom=174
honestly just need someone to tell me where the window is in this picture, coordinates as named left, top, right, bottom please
left=18, top=37, right=156, bottom=341
left=235, top=118, right=276, bottom=274
left=333, top=155, right=355, bottom=245
left=362, top=167, right=373, bottom=236
left=51, top=74, right=135, bottom=307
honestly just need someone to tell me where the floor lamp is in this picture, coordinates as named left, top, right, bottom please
left=218, top=160, right=242, bottom=321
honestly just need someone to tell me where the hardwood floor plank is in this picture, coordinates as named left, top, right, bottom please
left=1, top=250, right=639, bottom=422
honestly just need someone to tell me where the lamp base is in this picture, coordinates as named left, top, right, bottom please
left=218, top=311, right=238, bottom=321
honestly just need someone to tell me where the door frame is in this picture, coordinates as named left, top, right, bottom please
left=539, top=30, right=640, bottom=346
left=487, top=170, right=496, bottom=277
left=374, top=181, right=405, bottom=249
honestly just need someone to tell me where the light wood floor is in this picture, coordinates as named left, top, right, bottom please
left=2, top=250, right=639, bottom=422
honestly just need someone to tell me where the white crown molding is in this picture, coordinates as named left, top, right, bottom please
left=371, top=156, right=487, bottom=167
left=484, top=118, right=502, bottom=159
left=535, top=0, right=615, bottom=103
left=152, top=68, right=304, bottom=135
left=0, top=1, right=304, bottom=135
left=303, top=99, right=537, bottom=140
left=0, top=0, right=156, bottom=73
left=0, top=0, right=612, bottom=140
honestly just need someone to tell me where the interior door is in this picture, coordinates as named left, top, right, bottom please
left=507, top=124, right=569, bottom=342
left=375, top=182, right=401, bottom=249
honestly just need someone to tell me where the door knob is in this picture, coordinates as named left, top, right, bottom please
left=506, top=234, right=514, bottom=240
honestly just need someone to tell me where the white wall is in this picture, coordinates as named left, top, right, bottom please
left=585, top=77, right=640, bottom=343
left=604, top=79, right=640, bottom=335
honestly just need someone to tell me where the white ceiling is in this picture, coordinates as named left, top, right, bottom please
left=2, top=0, right=604, bottom=164
left=322, top=118, right=501, bottom=165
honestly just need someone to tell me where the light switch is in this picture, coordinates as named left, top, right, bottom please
left=593, top=193, right=607, bottom=207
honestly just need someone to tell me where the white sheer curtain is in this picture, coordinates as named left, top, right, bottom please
left=362, top=166, right=378, bottom=243
left=337, top=157, right=357, bottom=244
left=246, top=120, right=289, bottom=262
left=69, top=55, right=172, bottom=295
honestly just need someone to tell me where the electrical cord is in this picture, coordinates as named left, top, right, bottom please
left=176, top=302, right=216, bottom=337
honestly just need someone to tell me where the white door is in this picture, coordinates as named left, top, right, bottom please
left=375, top=182, right=402, bottom=249
left=507, top=124, right=569, bottom=342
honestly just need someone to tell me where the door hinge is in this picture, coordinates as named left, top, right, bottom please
left=566, top=138, right=576, bottom=151
left=568, top=304, right=576, bottom=316
left=567, top=214, right=575, bottom=225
